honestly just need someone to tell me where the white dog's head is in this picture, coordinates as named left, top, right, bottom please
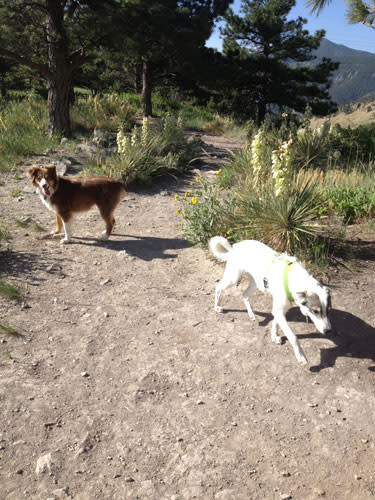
left=295, top=285, right=332, bottom=334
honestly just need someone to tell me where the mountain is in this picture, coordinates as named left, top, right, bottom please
left=315, top=39, right=375, bottom=104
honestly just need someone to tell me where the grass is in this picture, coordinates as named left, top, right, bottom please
left=0, top=323, right=19, bottom=337
left=0, top=280, right=20, bottom=299
left=0, top=96, right=58, bottom=172
left=0, top=226, right=10, bottom=242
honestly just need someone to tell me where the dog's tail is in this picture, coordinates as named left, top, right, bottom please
left=209, top=236, right=232, bottom=262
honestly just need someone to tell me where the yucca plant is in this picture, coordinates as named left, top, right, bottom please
left=293, top=122, right=331, bottom=170
left=232, top=179, right=326, bottom=257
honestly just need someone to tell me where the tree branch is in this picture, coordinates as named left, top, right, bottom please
left=0, top=47, right=51, bottom=79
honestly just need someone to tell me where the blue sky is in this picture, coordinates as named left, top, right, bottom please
left=206, top=0, right=375, bottom=53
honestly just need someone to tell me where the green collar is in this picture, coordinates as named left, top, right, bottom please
left=282, top=258, right=295, bottom=303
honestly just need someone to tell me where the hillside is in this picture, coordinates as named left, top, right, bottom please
left=315, top=39, right=375, bottom=104
left=311, top=98, right=375, bottom=128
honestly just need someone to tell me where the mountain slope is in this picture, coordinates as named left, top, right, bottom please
left=315, top=39, right=375, bottom=104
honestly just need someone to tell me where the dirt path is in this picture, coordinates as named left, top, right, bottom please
left=1, top=134, right=375, bottom=500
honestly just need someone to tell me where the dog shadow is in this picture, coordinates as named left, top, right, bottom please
left=73, top=234, right=191, bottom=261
left=307, top=308, right=375, bottom=372
left=224, top=306, right=375, bottom=371
left=259, top=307, right=375, bottom=372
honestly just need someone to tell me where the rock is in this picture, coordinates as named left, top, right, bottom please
left=52, top=487, right=70, bottom=498
left=35, top=452, right=53, bottom=475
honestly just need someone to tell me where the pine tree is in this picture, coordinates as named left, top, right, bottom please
left=221, top=0, right=338, bottom=122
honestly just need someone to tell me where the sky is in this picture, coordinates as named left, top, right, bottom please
left=206, top=0, right=375, bottom=54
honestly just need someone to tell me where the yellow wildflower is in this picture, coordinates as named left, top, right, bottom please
left=195, top=177, right=200, bottom=182
left=174, top=194, right=179, bottom=201
left=182, top=209, right=185, bottom=215
left=176, top=209, right=180, bottom=214
left=216, top=169, right=222, bottom=175
left=184, top=192, right=189, bottom=198
left=190, top=181, right=193, bottom=186
left=191, top=197, right=198, bottom=205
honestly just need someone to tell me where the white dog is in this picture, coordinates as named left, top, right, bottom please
left=209, top=237, right=332, bottom=364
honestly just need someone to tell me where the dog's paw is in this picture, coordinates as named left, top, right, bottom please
left=214, top=306, right=224, bottom=313
left=60, top=238, right=71, bottom=245
left=297, top=354, right=308, bottom=365
left=272, top=335, right=282, bottom=344
left=100, top=231, right=109, bottom=241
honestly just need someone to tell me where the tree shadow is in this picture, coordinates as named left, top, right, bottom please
left=0, top=249, right=64, bottom=285
left=72, top=234, right=192, bottom=261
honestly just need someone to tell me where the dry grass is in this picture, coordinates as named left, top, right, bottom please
left=311, top=100, right=375, bottom=129
left=297, top=167, right=375, bottom=189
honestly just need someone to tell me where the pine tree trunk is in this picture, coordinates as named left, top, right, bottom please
left=141, top=60, right=152, bottom=117
left=46, top=0, right=71, bottom=137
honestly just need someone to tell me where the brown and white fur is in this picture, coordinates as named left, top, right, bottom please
left=29, top=164, right=125, bottom=244
left=209, top=236, right=332, bottom=364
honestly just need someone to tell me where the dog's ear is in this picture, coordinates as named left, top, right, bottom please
left=28, top=166, right=38, bottom=179
left=295, top=291, right=307, bottom=305
left=45, top=164, right=57, bottom=180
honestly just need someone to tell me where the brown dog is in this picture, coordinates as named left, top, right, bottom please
left=29, top=164, right=125, bottom=243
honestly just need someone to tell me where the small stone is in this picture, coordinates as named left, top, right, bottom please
left=13, top=440, right=26, bottom=446
left=196, top=400, right=204, bottom=405
left=314, top=489, right=326, bottom=497
left=81, top=371, right=89, bottom=378
left=281, top=471, right=291, bottom=477
left=280, top=494, right=292, bottom=500
left=308, top=403, right=318, bottom=408
left=354, top=474, right=362, bottom=480
left=52, top=487, right=69, bottom=498
left=125, top=477, right=135, bottom=483
left=35, top=453, right=53, bottom=474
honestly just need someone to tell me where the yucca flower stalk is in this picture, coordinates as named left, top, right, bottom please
left=272, top=135, right=293, bottom=196
left=251, top=126, right=269, bottom=188
left=177, top=113, right=183, bottom=130
left=130, top=126, right=138, bottom=146
left=141, top=117, right=150, bottom=146
left=117, top=128, right=129, bottom=155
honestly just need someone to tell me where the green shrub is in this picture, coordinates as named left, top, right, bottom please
left=88, top=114, right=202, bottom=185
left=324, top=185, right=375, bottom=222
left=177, top=176, right=235, bottom=246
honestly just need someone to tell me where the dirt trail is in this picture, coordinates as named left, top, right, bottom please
left=1, top=133, right=375, bottom=500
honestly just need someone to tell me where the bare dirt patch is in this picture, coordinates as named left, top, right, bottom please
left=1, top=134, right=375, bottom=500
